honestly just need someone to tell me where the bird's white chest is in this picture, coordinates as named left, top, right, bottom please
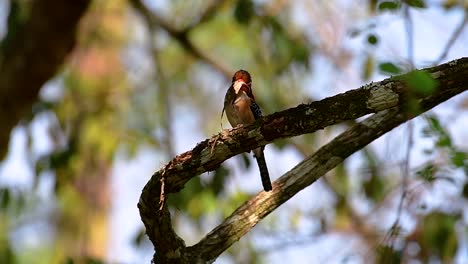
left=226, top=94, right=255, bottom=127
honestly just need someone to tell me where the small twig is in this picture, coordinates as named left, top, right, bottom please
left=130, top=0, right=232, bottom=79
left=380, top=6, right=416, bottom=257
left=404, top=5, right=415, bottom=68
left=434, top=11, right=468, bottom=65
left=398, top=121, right=413, bottom=222
left=381, top=120, right=414, bottom=262
left=185, top=0, right=230, bottom=31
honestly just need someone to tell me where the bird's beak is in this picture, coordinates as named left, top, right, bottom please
left=233, top=80, right=247, bottom=94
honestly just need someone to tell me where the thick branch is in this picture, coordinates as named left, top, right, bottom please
left=139, top=57, right=468, bottom=262
left=144, top=57, right=468, bottom=195
left=0, top=0, right=91, bottom=158
left=188, top=108, right=402, bottom=262
left=187, top=77, right=466, bottom=261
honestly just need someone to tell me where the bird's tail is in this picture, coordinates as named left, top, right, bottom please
left=253, top=148, right=272, bottom=191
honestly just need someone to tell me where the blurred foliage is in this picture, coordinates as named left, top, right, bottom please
left=378, top=1, right=401, bottom=11
left=415, top=212, right=460, bottom=262
left=404, top=70, right=438, bottom=95
left=376, top=245, right=402, bottom=264
left=0, top=0, right=467, bottom=263
left=379, top=62, right=402, bottom=75
left=423, top=114, right=468, bottom=170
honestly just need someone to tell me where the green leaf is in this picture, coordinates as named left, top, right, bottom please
left=168, top=177, right=204, bottom=211
left=416, top=163, right=438, bottom=182
left=451, top=151, right=466, bottom=167
left=376, top=245, right=402, bottom=263
left=404, top=0, right=426, bottom=8
left=363, top=172, right=386, bottom=202
left=222, top=191, right=250, bottom=217
left=187, top=190, right=217, bottom=219
left=264, top=16, right=311, bottom=72
left=292, top=41, right=310, bottom=67
left=436, top=135, right=452, bottom=148
left=234, top=0, right=254, bottom=25
left=379, top=62, right=401, bottom=75
left=419, top=212, right=459, bottom=261
left=426, top=115, right=443, bottom=134
left=462, top=182, right=468, bottom=199
left=0, top=188, right=10, bottom=210
left=367, top=34, right=378, bottom=45
left=405, top=70, right=438, bottom=95
left=378, top=1, right=400, bottom=11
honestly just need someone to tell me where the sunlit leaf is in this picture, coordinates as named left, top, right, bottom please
left=378, top=1, right=400, bottom=11
left=404, top=0, right=426, bottom=8
left=379, top=62, right=401, bottom=75
left=405, top=70, right=438, bottom=95
left=451, top=151, right=466, bottom=167
left=222, top=191, right=250, bottom=217
left=436, top=135, right=452, bottom=148
left=187, top=191, right=217, bottom=219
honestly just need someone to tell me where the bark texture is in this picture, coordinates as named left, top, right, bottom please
left=0, top=0, right=91, bottom=158
left=139, top=58, right=468, bottom=263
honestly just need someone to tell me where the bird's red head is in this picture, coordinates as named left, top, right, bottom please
left=232, top=70, right=254, bottom=99
left=232, top=69, right=252, bottom=85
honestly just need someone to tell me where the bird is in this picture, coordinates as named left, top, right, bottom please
left=223, top=70, right=272, bottom=192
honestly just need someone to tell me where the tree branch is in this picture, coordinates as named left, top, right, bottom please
left=129, top=0, right=232, bottom=79
left=0, top=0, right=91, bottom=158
left=139, top=57, right=468, bottom=262
left=434, top=11, right=467, bottom=65
left=188, top=108, right=402, bottom=262
left=187, top=71, right=467, bottom=261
